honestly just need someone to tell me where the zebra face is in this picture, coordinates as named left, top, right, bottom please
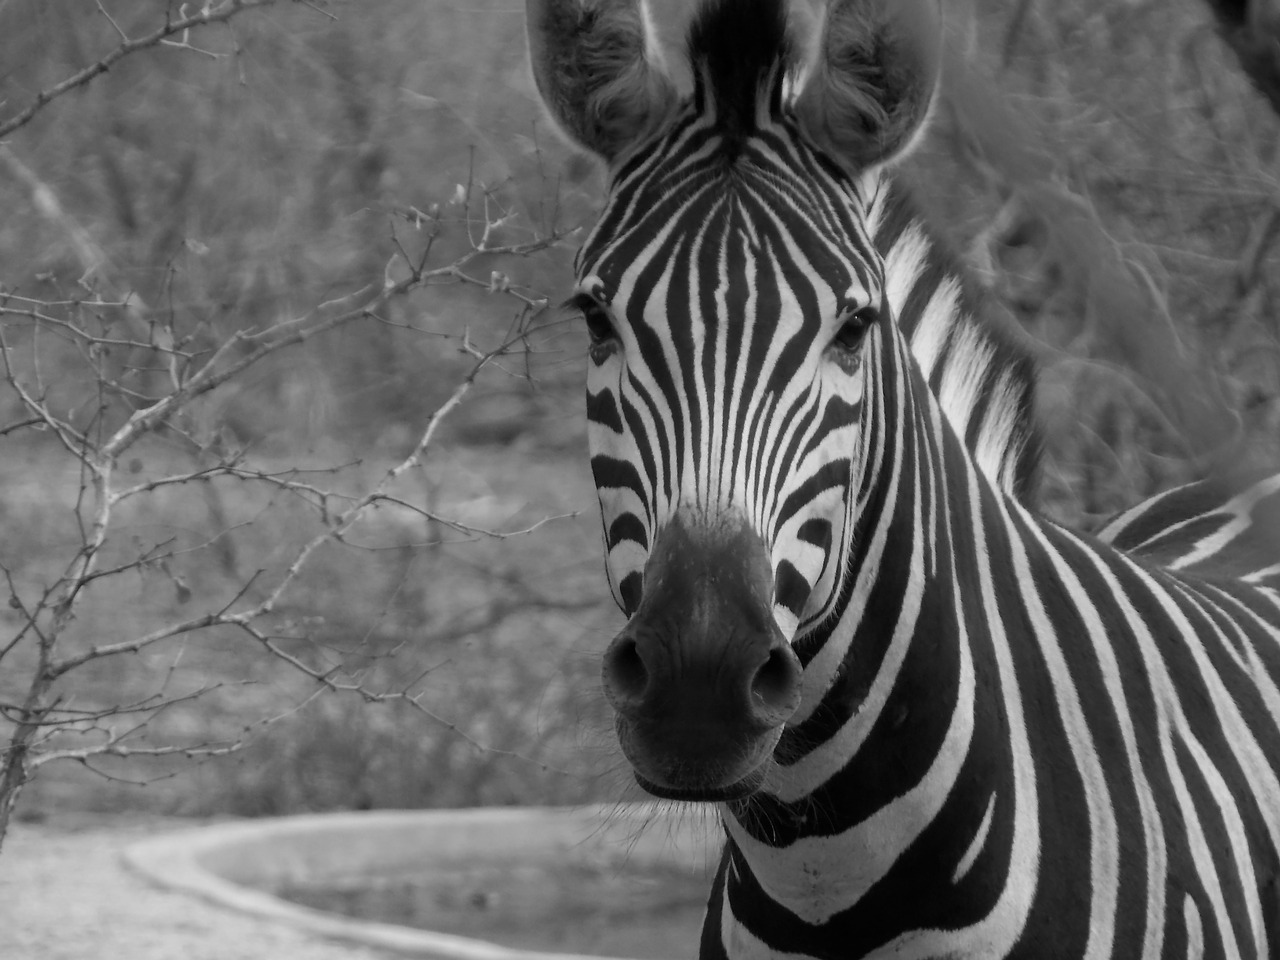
left=528, top=0, right=940, bottom=799
left=572, top=142, right=881, bottom=640
left=573, top=150, right=881, bottom=799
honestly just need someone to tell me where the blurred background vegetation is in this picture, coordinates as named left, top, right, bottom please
left=0, top=0, right=1277, bottom=824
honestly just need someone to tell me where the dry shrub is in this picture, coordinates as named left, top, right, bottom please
left=910, top=0, right=1280, bottom=525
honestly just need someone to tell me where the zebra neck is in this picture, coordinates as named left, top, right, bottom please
left=716, top=324, right=1033, bottom=941
left=770, top=322, right=994, bottom=791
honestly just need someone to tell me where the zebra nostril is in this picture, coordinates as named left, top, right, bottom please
left=750, top=643, right=802, bottom=727
left=603, top=636, right=648, bottom=711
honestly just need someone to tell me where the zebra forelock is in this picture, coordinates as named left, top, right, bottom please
left=686, top=0, right=794, bottom=147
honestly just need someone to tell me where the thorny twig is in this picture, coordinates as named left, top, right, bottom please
left=0, top=0, right=297, bottom=140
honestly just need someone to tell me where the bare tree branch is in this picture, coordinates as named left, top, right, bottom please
left=0, top=0, right=291, bottom=140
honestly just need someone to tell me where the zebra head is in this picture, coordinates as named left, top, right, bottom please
left=528, top=0, right=941, bottom=800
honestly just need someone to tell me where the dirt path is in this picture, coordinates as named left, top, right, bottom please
left=0, top=814, right=389, bottom=960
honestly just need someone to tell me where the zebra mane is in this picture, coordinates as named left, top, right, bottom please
left=873, top=184, right=1042, bottom=499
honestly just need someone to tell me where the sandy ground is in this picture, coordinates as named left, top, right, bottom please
left=0, top=814, right=389, bottom=960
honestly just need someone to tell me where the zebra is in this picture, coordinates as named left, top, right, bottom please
left=525, top=0, right=1280, bottom=956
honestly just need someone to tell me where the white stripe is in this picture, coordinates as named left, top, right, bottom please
left=1185, top=895, right=1205, bottom=960
left=1170, top=474, right=1280, bottom=571
left=909, top=274, right=960, bottom=382
left=1243, top=562, right=1280, bottom=584
left=951, top=791, right=996, bottom=884
left=882, top=224, right=930, bottom=343
left=680, top=208, right=720, bottom=511
left=982, top=370, right=1027, bottom=494
left=936, top=323, right=992, bottom=440
left=1096, top=482, right=1189, bottom=545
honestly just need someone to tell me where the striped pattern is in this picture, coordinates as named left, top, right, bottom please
left=1099, top=474, right=1280, bottom=586
left=560, top=2, right=1280, bottom=957
left=579, top=106, right=1036, bottom=633
left=704, top=322, right=1280, bottom=958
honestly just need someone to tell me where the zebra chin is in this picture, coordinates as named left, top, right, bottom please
left=635, top=775, right=762, bottom=803
left=617, top=723, right=779, bottom=802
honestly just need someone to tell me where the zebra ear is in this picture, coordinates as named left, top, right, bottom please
left=793, top=0, right=941, bottom=170
left=526, top=0, right=677, bottom=162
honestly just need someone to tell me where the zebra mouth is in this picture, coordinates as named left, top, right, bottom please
left=633, top=764, right=766, bottom=802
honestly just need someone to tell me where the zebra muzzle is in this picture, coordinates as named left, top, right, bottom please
left=601, top=514, right=803, bottom=800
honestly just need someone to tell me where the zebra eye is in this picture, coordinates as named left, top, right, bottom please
left=579, top=299, right=616, bottom=345
left=833, top=306, right=879, bottom=352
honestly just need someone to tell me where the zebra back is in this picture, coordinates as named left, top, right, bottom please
left=1098, top=472, right=1280, bottom=587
